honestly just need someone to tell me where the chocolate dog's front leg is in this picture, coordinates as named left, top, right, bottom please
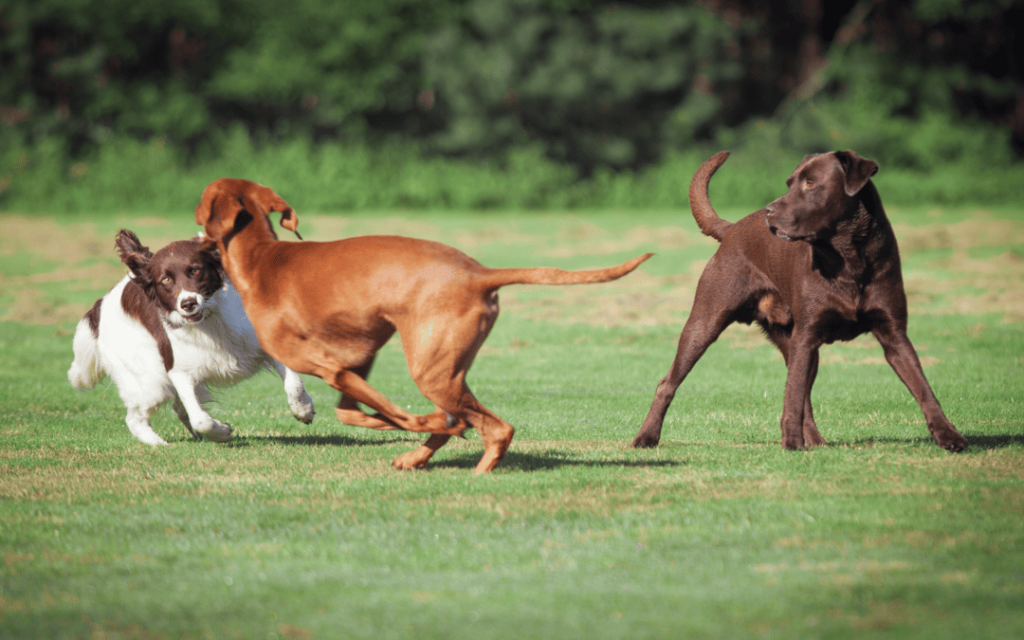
left=801, top=350, right=825, bottom=446
left=766, top=329, right=825, bottom=447
left=779, top=335, right=819, bottom=450
left=872, top=326, right=967, bottom=452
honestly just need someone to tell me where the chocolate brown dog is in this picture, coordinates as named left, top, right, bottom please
left=632, top=151, right=967, bottom=452
left=195, top=178, right=652, bottom=473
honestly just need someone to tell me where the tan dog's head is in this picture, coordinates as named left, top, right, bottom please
left=194, top=178, right=302, bottom=246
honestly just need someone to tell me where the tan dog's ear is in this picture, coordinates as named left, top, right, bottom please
left=245, top=183, right=303, bottom=240
left=194, top=180, right=238, bottom=243
left=834, top=150, right=879, bottom=197
left=194, top=179, right=226, bottom=227
left=195, top=192, right=213, bottom=227
left=279, top=207, right=301, bottom=239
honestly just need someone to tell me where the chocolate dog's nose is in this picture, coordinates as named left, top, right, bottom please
left=181, top=298, right=198, bottom=313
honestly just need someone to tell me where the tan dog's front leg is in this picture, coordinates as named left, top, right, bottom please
left=332, top=359, right=400, bottom=430
left=329, top=369, right=466, bottom=436
left=335, top=407, right=401, bottom=430
left=335, top=389, right=401, bottom=431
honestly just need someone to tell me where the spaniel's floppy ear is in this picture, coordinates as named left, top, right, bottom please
left=834, top=150, right=879, bottom=197
left=114, top=229, right=154, bottom=289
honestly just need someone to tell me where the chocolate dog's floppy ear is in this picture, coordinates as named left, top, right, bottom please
left=834, top=150, right=879, bottom=197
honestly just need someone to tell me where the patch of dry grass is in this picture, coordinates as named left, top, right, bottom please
left=0, top=215, right=188, bottom=324
left=4, top=211, right=1021, bottom=330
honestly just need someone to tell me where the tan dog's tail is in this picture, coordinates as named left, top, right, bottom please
left=478, top=253, right=653, bottom=290
left=690, top=151, right=733, bottom=242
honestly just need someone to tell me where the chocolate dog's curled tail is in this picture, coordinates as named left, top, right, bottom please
left=690, top=151, right=733, bottom=242
left=479, top=253, right=653, bottom=289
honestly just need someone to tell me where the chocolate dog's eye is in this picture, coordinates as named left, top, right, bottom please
left=161, top=276, right=172, bottom=286
left=189, top=267, right=200, bottom=277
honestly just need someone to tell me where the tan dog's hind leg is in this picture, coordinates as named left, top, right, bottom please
left=395, top=302, right=514, bottom=473
left=396, top=391, right=514, bottom=474
left=466, top=402, right=514, bottom=474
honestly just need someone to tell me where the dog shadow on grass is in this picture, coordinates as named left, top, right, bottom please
left=429, top=450, right=685, bottom=472
left=230, top=433, right=412, bottom=448
left=961, top=434, right=1024, bottom=449
left=846, top=434, right=1024, bottom=451
left=234, top=433, right=685, bottom=471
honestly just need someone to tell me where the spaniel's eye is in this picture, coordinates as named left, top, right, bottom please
left=161, top=276, right=172, bottom=286
left=189, top=268, right=200, bottom=277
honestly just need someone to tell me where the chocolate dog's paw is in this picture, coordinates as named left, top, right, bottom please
left=781, top=436, right=806, bottom=450
left=802, top=426, right=826, bottom=447
left=939, top=431, right=968, bottom=453
left=631, top=433, right=660, bottom=449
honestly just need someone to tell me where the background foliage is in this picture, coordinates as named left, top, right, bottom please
left=1, top=0, right=1022, bottom=211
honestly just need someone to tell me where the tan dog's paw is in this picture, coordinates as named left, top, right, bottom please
left=391, top=451, right=430, bottom=471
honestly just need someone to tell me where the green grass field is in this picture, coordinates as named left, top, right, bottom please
left=1, top=205, right=1022, bottom=639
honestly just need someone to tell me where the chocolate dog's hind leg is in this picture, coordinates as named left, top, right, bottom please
left=633, top=273, right=744, bottom=448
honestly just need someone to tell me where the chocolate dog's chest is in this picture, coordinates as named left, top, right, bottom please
left=809, top=277, right=874, bottom=343
left=816, top=312, right=871, bottom=344
left=755, top=292, right=872, bottom=344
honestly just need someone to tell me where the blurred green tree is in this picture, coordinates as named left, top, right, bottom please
left=769, top=0, right=1024, bottom=167
left=0, top=0, right=239, bottom=155
left=0, top=0, right=1020, bottom=186
left=0, top=0, right=460, bottom=157
left=420, top=0, right=742, bottom=174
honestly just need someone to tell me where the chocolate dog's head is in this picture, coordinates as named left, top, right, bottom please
left=116, top=229, right=226, bottom=326
left=194, top=178, right=301, bottom=246
left=765, top=151, right=878, bottom=242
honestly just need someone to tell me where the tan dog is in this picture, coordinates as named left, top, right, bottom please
left=195, top=178, right=652, bottom=473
